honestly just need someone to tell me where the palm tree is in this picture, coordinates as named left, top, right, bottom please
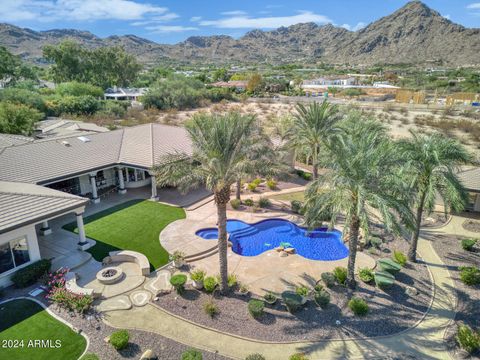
left=398, top=132, right=473, bottom=262
left=155, top=112, right=277, bottom=293
left=304, top=113, right=412, bottom=289
left=292, top=100, right=341, bottom=179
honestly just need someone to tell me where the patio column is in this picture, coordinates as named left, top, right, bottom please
left=39, top=221, right=52, bottom=236
left=150, top=172, right=158, bottom=201
left=76, top=212, right=89, bottom=250
left=125, top=168, right=130, bottom=183
left=89, top=172, right=100, bottom=204
left=117, top=167, right=127, bottom=194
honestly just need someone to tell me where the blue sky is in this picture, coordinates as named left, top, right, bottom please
left=1, top=1, right=479, bottom=43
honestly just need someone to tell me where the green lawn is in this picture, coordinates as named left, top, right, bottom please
left=0, top=299, right=86, bottom=360
left=63, top=199, right=186, bottom=269
left=269, top=191, right=305, bottom=203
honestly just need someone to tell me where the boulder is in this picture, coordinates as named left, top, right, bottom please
left=405, top=286, right=418, bottom=296
left=377, top=258, right=402, bottom=275
left=284, top=247, right=296, bottom=254
left=374, top=271, right=395, bottom=289
left=275, top=247, right=284, bottom=252
left=140, top=349, right=157, bottom=360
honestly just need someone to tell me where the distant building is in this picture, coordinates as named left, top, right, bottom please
left=104, top=87, right=147, bottom=101
left=303, top=76, right=356, bottom=87
left=35, top=119, right=109, bottom=140
left=210, top=81, right=248, bottom=91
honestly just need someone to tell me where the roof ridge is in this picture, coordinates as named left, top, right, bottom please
left=117, top=127, right=126, bottom=163
left=0, top=189, right=87, bottom=202
left=150, top=122, right=155, bottom=167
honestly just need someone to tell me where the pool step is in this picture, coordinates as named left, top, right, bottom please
left=184, top=245, right=219, bottom=263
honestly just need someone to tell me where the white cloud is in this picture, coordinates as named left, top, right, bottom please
left=199, top=11, right=332, bottom=29
left=341, top=22, right=366, bottom=31
left=467, top=3, right=480, bottom=9
left=146, top=25, right=198, bottom=33
left=190, top=16, right=202, bottom=22
left=442, top=14, right=451, bottom=20
left=221, top=10, right=247, bottom=16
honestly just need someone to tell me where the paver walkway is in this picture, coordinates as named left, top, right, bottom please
left=104, top=214, right=466, bottom=360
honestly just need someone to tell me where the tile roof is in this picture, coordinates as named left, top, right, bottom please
left=0, top=181, right=88, bottom=234
left=0, top=134, right=34, bottom=149
left=457, top=166, right=480, bottom=192
left=0, top=123, right=192, bottom=184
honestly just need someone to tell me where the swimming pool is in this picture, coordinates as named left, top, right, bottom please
left=195, top=219, right=348, bottom=261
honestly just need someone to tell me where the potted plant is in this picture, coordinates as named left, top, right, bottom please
left=263, top=291, right=277, bottom=305
left=238, top=283, right=250, bottom=296
left=170, top=251, right=185, bottom=268
left=190, top=269, right=206, bottom=290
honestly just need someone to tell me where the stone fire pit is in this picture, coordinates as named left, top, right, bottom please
left=96, top=266, right=124, bottom=285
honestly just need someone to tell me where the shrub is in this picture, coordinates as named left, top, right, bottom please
left=109, top=329, right=129, bottom=350
left=348, top=297, right=369, bottom=316
left=456, top=324, right=480, bottom=353
left=370, top=236, right=383, bottom=249
left=459, top=267, right=480, bottom=286
left=296, top=170, right=312, bottom=181
left=266, top=179, right=277, bottom=190
left=80, top=353, right=100, bottom=360
left=374, top=271, right=395, bottom=289
left=11, top=259, right=51, bottom=288
left=313, top=283, right=323, bottom=292
left=245, top=354, right=266, bottom=360
left=282, top=291, right=304, bottom=313
left=230, top=199, right=241, bottom=209
left=321, top=272, right=336, bottom=288
left=143, top=77, right=206, bottom=110
left=190, top=269, right=205, bottom=282
left=203, top=276, right=217, bottom=293
left=290, top=200, right=304, bottom=214
left=98, top=100, right=128, bottom=118
left=181, top=348, right=203, bottom=360
left=203, top=300, right=219, bottom=318
left=289, top=353, right=309, bottom=360
left=170, top=274, right=187, bottom=294
left=257, top=197, right=271, bottom=208
left=392, top=250, right=407, bottom=266
left=462, top=238, right=478, bottom=252
left=359, top=268, right=374, bottom=283
left=377, top=258, right=402, bottom=275
left=0, top=88, right=47, bottom=113
left=295, top=285, right=309, bottom=297
left=56, top=81, right=103, bottom=97
left=247, top=183, right=257, bottom=191
left=46, top=95, right=100, bottom=116
left=333, top=267, right=347, bottom=285
left=0, top=101, right=44, bottom=136
left=314, top=290, right=330, bottom=309
left=252, top=178, right=262, bottom=186
left=248, top=299, right=265, bottom=319
left=244, top=198, right=254, bottom=207
left=263, top=292, right=277, bottom=304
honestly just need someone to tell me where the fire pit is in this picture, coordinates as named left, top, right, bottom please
left=96, top=266, right=123, bottom=284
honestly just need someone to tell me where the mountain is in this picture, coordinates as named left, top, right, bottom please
left=0, top=1, right=479, bottom=66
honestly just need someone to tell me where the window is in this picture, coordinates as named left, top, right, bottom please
left=0, top=237, right=30, bottom=275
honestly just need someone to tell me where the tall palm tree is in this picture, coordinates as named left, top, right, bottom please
left=304, top=113, right=412, bottom=289
left=398, top=132, right=473, bottom=262
left=292, top=100, right=341, bottom=179
left=155, top=112, right=275, bottom=293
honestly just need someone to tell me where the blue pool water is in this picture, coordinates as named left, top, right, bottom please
left=195, top=219, right=348, bottom=261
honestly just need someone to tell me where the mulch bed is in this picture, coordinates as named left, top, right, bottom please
left=463, top=219, right=480, bottom=233
left=157, top=229, right=433, bottom=342
left=430, top=232, right=480, bottom=359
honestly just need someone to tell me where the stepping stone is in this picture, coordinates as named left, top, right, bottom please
left=97, top=295, right=132, bottom=312
left=144, top=270, right=172, bottom=295
left=130, top=290, right=152, bottom=307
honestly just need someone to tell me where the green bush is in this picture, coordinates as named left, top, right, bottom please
left=170, top=274, right=187, bottom=294
left=282, top=291, right=304, bottom=313
left=370, top=236, right=383, bottom=249
left=459, top=267, right=480, bottom=286
left=230, top=199, right=241, bottom=209
left=321, top=272, right=336, bottom=288
left=190, top=269, right=205, bottom=282
left=252, top=178, right=262, bottom=186
left=333, top=267, right=347, bottom=285
left=313, top=283, right=323, bottom=292
left=359, top=268, right=374, bottom=283
left=109, top=329, right=129, bottom=350
left=205, top=87, right=233, bottom=103
left=296, top=170, right=312, bottom=181
left=392, top=250, right=407, bottom=266
left=289, top=353, right=309, bottom=360
left=314, top=290, right=330, bottom=309
left=348, top=297, right=369, bottom=316
left=11, top=259, right=51, bottom=288
left=181, top=348, right=203, bottom=360
left=80, top=353, right=100, bottom=360
left=244, top=198, right=254, bottom=207
left=56, top=81, right=103, bottom=97
left=266, top=179, right=277, bottom=190
left=263, top=292, right=277, bottom=304
left=247, top=182, right=257, bottom=191
left=46, top=95, right=100, bottom=116
left=203, top=300, right=219, bottom=318
left=456, top=324, right=480, bottom=353
left=245, top=354, right=266, bottom=360
left=0, top=88, right=46, bottom=113
left=295, top=285, right=309, bottom=297
left=257, top=197, right=271, bottom=208
left=98, top=100, right=129, bottom=118
left=0, top=101, right=44, bottom=136
left=290, top=200, right=304, bottom=214
left=248, top=299, right=265, bottom=318
left=203, top=276, right=217, bottom=293
left=461, top=238, right=478, bottom=252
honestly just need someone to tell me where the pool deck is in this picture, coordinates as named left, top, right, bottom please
left=160, top=193, right=376, bottom=295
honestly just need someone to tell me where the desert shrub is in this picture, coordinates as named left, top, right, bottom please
left=263, top=292, right=277, bottom=304
left=456, top=324, right=480, bottom=353
left=181, top=348, right=203, bottom=360
left=56, top=81, right=103, bottom=97
left=247, top=182, right=257, bottom=191
left=205, top=87, right=233, bottom=103
left=248, top=299, right=265, bottom=318
left=313, top=283, right=323, bottom=292
left=459, top=267, right=480, bottom=286
left=0, top=88, right=46, bottom=113
left=98, top=100, right=129, bottom=118
left=314, top=290, right=330, bottom=309
left=348, top=297, right=369, bottom=316
left=190, top=269, right=205, bottom=282
left=244, top=198, right=254, bottom=207
left=203, top=276, right=217, bottom=293
left=295, top=285, right=309, bottom=297
left=392, top=250, right=407, bottom=266
left=143, top=77, right=205, bottom=110
left=228, top=273, right=238, bottom=288
left=0, top=101, right=44, bottom=135
left=462, top=238, right=478, bottom=252
left=296, top=169, right=312, bottom=181
left=230, top=199, right=241, bottom=209
left=289, top=353, right=309, bottom=360
left=203, top=300, right=219, bottom=318
left=370, top=236, right=383, bottom=249
left=245, top=354, right=266, bottom=360
left=282, top=291, right=304, bottom=313
left=109, top=329, right=129, bottom=350
left=11, top=259, right=51, bottom=288
left=252, top=178, right=262, bottom=186
left=46, top=95, right=100, bottom=116
left=359, top=268, right=375, bottom=283
left=257, top=197, right=271, bottom=208
left=333, top=267, right=347, bottom=285
left=266, top=179, right=277, bottom=190
left=321, top=272, right=336, bottom=288
left=290, top=200, right=303, bottom=214
left=170, top=274, right=187, bottom=294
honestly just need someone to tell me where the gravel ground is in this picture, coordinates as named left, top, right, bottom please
left=462, top=219, right=480, bottom=233
left=430, top=232, right=480, bottom=359
left=1, top=285, right=230, bottom=360
left=157, top=227, right=432, bottom=342
left=421, top=212, right=449, bottom=228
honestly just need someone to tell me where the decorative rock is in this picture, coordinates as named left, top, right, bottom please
left=154, top=297, right=159, bottom=301
left=275, top=247, right=284, bottom=252
left=140, top=349, right=157, bottom=360
left=405, top=286, right=418, bottom=296
left=284, top=247, right=296, bottom=254
left=104, top=336, right=110, bottom=343
left=279, top=251, right=288, bottom=257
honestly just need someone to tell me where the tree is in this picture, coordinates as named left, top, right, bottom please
left=291, top=101, right=341, bottom=179
left=398, top=132, right=472, bottom=262
left=212, top=68, right=229, bottom=82
left=0, top=46, right=37, bottom=86
left=43, top=41, right=87, bottom=83
left=0, top=102, right=43, bottom=135
left=304, top=113, right=412, bottom=288
left=155, top=112, right=262, bottom=293
left=56, top=81, right=103, bottom=97
left=246, top=73, right=264, bottom=94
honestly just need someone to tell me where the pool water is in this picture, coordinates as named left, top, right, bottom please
left=195, top=219, right=348, bottom=261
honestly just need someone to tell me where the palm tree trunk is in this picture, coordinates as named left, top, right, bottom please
left=215, top=187, right=230, bottom=294
left=347, top=216, right=360, bottom=289
left=236, top=179, right=241, bottom=200
left=408, top=191, right=427, bottom=262
left=312, top=163, right=319, bottom=180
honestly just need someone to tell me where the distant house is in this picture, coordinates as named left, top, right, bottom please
left=302, top=76, right=357, bottom=87
left=210, top=81, right=248, bottom=91
left=34, top=119, right=109, bottom=140
left=104, top=87, right=147, bottom=101
left=457, top=166, right=480, bottom=212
